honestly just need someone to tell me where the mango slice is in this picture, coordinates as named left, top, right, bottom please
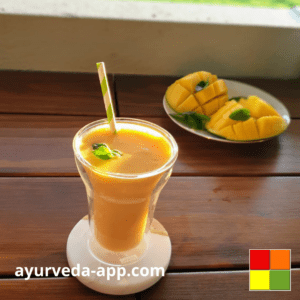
left=193, top=106, right=204, bottom=114
left=167, top=83, right=190, bottom=109
left=194, top=80, right=228, bottom=106
left=211, top=101, right=243, bottom=131
left=206, top=97, right=287, bottom=141
left=197, top=71, right=212, bottom=82
left=166, top=74, right=288, bottom=141
left=213, top=80, right=228, bottom=96
left=239, top=96, right=280, bottom=118
left=178, top=72, right=202, bottom=93
left=218, top=94, right=229, bottom=109
left=233, top=122, right=246, bottom=140
left=177, top=95, right=199, bottom=113
left=195, top=84, right=216, bottom=105
left=219, top=126, right=236, bottom=141
left=209, top=75, right=218, bottom=84
left=202, top=98, right=219, bottom=116
left=165, top=71, right=229, bottom=116
left=208, top=100, right=237, bottom=128
left=165, top=83, right=176, bottom=101
left=242, top=118, right=260, bottom=140
left=257, top=116, right=287, bottom=139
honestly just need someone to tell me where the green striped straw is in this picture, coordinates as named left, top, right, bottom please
left=96, top=62, right=117, bottom=133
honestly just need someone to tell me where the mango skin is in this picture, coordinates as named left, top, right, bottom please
left=165, top=71, right=228, bottom=116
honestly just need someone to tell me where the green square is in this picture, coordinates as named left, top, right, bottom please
left=270, top=270, right=290, bottom=290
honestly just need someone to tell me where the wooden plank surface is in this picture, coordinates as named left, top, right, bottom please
left=0, top=71, right=115, bottom=116
left=0, top=277, right=135, bottom=300
left=1, top=71, right=299, bottom=297
left=1, top=177, right=299, bottom=275
left=1, top=115, right=299, bottom=176
left=115, top=74, right=300, bottom=118
left=0, top=114, right=98, bottom=176
left=115, top=75, right=175, bottom=117
left=140, top=270, right=300, bottom=299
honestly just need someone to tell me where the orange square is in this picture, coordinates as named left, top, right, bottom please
left=270, top=250, right=290, bottom=270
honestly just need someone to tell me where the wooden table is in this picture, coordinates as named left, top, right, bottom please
left=1, top=71, right=299, bottom=299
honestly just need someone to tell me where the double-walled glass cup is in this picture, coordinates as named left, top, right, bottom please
left=73, top=118, right=178, bottom=265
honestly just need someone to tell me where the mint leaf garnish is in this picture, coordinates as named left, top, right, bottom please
left=92, top=143, right=108, bottom=150
left=195, top=78, right=210, bottom=92
left=229, top=108, right=251, bottom=121
left=92, top=143, right=122, bottom=160
left=229, top=96, right=246, bottom=102
left=170, top=112, right=210, bottom=130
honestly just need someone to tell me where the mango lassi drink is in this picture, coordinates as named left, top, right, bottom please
left=73, top=119, right=178, bottom=253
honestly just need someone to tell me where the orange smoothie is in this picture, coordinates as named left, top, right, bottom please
left=79, top=122, right=172, bottom=252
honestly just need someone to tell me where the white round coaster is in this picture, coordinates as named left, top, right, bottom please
left=66, top=216, right=171, bottom=295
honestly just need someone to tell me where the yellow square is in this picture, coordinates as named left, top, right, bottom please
left=250, top=270, right=270, bottom=290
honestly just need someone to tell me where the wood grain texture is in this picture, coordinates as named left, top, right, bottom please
left=1, top=115, right=299, bottom=176
left=115, top=75, right=176, bottom=117
left=1, top=177, right=299, bottom=275
left=140, top=270, right=300, bottom=299
left=0, top=277, right=135, bottom=300
left=0, top=114, right=98, bottom=176
left=0, top=71, right=115, bottom=116
left=115, top=74, right=300, bottom=118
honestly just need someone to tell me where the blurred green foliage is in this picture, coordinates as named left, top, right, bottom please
left=130, top=0, right=300, bottom=9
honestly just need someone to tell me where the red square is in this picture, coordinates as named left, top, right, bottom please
left=250, top=250, right=270, bottom=270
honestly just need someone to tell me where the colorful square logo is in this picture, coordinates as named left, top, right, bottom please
left=249, top=249, right=291, bottom=291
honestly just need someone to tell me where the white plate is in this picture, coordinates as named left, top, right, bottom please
left=163, top=79, right=291, bottom=144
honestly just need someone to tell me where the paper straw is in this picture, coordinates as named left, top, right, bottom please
left=96, top=62, right=117, bottom=133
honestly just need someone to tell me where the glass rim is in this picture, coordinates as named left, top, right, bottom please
left=73, top=117, right=178, bottom=179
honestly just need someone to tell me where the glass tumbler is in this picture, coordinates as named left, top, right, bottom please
left=73, top=118, right=178, bottom=265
